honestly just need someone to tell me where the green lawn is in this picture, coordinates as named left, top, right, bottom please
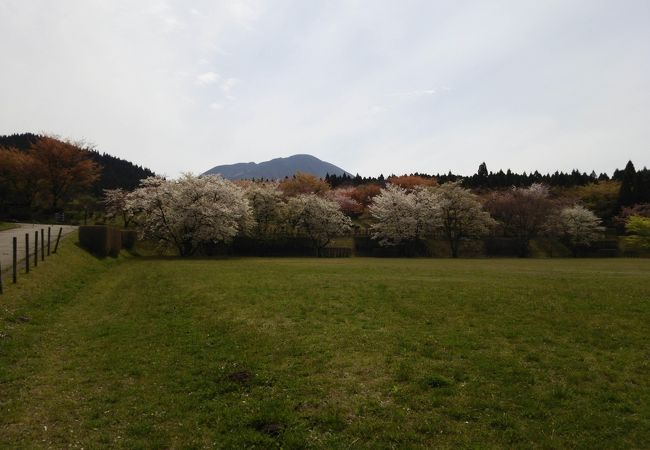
left=0, top=221, right=19, bottom=231
left=1, top=240, right=649, bottom=448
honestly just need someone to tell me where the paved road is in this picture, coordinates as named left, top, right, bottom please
left=0, top=223, right=77, bottom=274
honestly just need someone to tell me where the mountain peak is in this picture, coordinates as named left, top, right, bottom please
left=203, top=154, right=352, bottom=180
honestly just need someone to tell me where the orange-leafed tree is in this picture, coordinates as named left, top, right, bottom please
left=0, top=147, right=40, bottom=211
left=279, top=172, right=329, bottom=197
left=387, top=175, right=437, bottom=190
left=29, top=136, right=101, bottom=211
left=351, top=183, right=382, bottom=207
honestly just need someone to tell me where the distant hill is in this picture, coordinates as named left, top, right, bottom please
left=0, top=133, right=155, bottom=195
left=204, top=154, right=352, bottom=180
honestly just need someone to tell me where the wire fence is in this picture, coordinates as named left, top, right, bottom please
left=0, top=226, right=63, bottom=295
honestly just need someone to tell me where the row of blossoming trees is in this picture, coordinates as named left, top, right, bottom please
left=105, top=174, right=352, bottom=256
left=368, top=182, right=606, bottom=257
left=102, top=172, right=619, bottom=257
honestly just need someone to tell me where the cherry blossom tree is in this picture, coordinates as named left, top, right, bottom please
left=244, top=182, right=285, bottom=237
left=370, top=183, right=493, bottom=256
left=285, top=193, right=351, bottom=253
left=368, top=184, right=437, bottom=246
left=369, top=184, right=419, bottom=246
left=432, top=182, right=495, bottom=258
left=327, top=187, right=363, bottom=217
left=103, top=188, right=133, bottom=227
left=558, top=205, right=604, bottom=245
left=127, top=174, right=252, bottom=256
left=547, top=205, right=604, bottom=255
left=484, top=183, right=555, bottom=256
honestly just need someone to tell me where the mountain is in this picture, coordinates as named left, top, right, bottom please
left=203, top=154, right=352, bottom=180
left=0, top=133, right=155, bottom=195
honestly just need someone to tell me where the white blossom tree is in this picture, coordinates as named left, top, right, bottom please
left=127, top=174, right=253, bottom=256
left=432, top=182, right=495, bottom=258
left=369, top=183, right=493, bottom=257
left=244, top=182, right=285, bottom=237
left=285, top=193, right=351, bottom=253
left=103, top=188, right=133, bottom=228
left=369, top=184, right=440, bottom=246
left=551, top=205, right=604, bottom=255
left=369, top=184, right=421, bottom=246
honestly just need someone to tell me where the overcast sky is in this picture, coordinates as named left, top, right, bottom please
left=1, top=0, right=649, bottom=177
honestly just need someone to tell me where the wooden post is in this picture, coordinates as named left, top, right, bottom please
left=34, top=231, right=38, bottom=267
left=41, top=229, right=45, bottom=261
left=53, top=227, right=63, bottom=253
left=47, top=227, right=51, bottom=256
left=13, top=237, right=17, bottom=283
left=25, top=233, right=29, bottom=273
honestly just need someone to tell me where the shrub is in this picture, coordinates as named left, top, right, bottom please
left=120, top=229, right=137, bottom=250
left=625, top=216, right=650, bottom=254
left=79, top=225, right=121, bottom=257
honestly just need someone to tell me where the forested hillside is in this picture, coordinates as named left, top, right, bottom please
left=0, top=133, right=154, bottom=194
left=0, top=133, right=155, bottom=220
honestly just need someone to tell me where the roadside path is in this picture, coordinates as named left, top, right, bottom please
left=0, top=223, right=77, bottom=274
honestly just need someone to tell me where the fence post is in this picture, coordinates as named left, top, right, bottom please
left=34, top=231, right=38, bottom=267
left=25, top=233, right=29, bottom=274
left=13, top=237, right=17, bottom=283
left=41, top=229, right=45, bottom=261
left=54, top=227, right=63, bottom=253
left=47, top=227, right=51, bottom=256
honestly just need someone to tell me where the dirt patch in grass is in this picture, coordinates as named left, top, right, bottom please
left=423, top=374, right=453, bottom=388
left=227, top=369, right=253, bottom=384
left=250, top=419, right=284, bottom=437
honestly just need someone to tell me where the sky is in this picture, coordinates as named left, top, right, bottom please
left=1, top=0, right=649, bottom=178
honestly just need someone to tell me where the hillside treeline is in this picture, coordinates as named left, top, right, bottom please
left=0, top=133, right=154, bottom=220
left=103, top=172, right=650, bottom=258
left=1, top=133, right=649, bottom=255
left=325, top=161, right=650, bottom=204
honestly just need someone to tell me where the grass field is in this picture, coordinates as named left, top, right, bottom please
left=0, top=221, right=19, bottom=231
left=1, top=239, right=649, bottom=448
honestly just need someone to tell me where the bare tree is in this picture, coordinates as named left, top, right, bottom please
left=484, top=184, right=555, bottom=257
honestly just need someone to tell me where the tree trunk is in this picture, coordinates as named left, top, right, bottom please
left=516, top=238, right=530, bottom=257
left=450, top=239, right=459, bottom=258
left=179, top=239, right=195, bottom=257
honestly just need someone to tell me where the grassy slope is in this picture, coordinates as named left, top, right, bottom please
left=0, top=222, right=19, bottom=231
left=1, top=246, right=649, bottom=448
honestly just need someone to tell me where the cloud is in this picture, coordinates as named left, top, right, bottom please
left=196, top=71, right=220, bottom=85
left=390, top=89, right=440, bottom=99
left=220, top=77, right=239, bottom=93
left=145, top=2, right=183, bottom=33
left=229, top=0, right=263, bottom=26
left=1, top=0, right=649, bottom=178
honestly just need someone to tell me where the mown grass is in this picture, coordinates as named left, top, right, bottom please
left=0, top=221, right=19, bottom=231
left=1, top=241, right=649, bottom=448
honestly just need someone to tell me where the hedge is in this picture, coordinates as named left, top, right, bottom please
left=120, top=229, right=138, bottom=250
left=78, top=225, right=122, bottom=257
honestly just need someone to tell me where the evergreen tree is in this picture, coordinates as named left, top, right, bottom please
left=618, top=160, right=637, bottom=208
